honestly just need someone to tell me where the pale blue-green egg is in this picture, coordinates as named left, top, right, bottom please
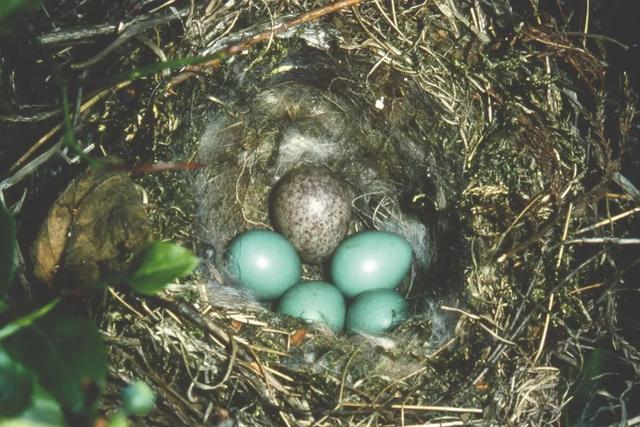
left=277, top=281, right=346, bottom=332
left=226, top=229, right=302, bottom=300
left=346, top=289, right=408, bottom=335
left=330, top=231, right=412, bottom=298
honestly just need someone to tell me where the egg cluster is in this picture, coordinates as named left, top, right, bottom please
left=224, top=166, right=414, bottom=334
left=226, top=229, right=412, bottom=335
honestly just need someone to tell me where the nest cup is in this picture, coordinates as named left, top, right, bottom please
left=194, top=46, right=456, bottom=329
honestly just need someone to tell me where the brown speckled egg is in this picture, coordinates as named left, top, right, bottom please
left=270, top=166, right=352, bottom=264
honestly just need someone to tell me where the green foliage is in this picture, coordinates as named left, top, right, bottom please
left=0, top=11, right=198, bottom=424
left=0, top=238, right=196, bottom=425
left=60, top=91, right=102, bottom=170
left=1, top=382, right=65, bottom=427
left=120, top=381, right=156, bottom=417
left=1, top=168, right=193, bottom=425
left=0, top=0, right=35, bottom=21
left=0, top=346, right=33, bottom=417
left=106, top=411, right=129, bottom=427
left=2, top=314, right=108, bottom=415
left=0, top=202, right=16, bottom=296
left=126, top=241, right=199, bottom=295
left=0, top=299, right=60, bottom=341
left=561, top=348, right=633, bottom=426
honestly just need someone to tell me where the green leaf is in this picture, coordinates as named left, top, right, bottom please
left=106, top=411, right=128, bottom=427
left=60, top=90, right=102, bottom=170
left=0, top=346, right=33, bottom=417
left=0, top=299, right=61, bottom=341
left=120, top=381, right=155, bottom=416
left=0, top=300, right=8, bottom=315
left=127, top=241, right=199, bottom=295
left=561, top=347, right=623, bottom=426
left=0, top=0, right=38, bottom=37
left=3, top=314, right=108, bottom=415
left=0, top=201, right=17, bottom=296
left=0, top=0, right=35, bottom=21
left=0, top=382, right=65, bottom=427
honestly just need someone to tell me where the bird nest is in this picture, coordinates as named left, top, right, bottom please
left=2, top=0, right=639, bottom=426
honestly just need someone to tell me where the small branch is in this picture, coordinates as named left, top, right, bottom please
left=38, top=22, right=120, bottom=46
left=0, top=109, right=60, bottom=123
left=441, top=306, right=515, bottom=345
left=613, top=172, right=640, bottom=201
left=37, top=7, right=190, bottom=46
left=3, top=80, right=131, bottom=181
left=182, top=0, right=364, bottom=73
left=533, top=293, right=554, bottom=364
left=72, top=12, right=190, bottom=69
left=582, top=0, right=590, bottom=48
left=563, top=237, right=640, bottom=245
left=559, top=31, right=630, bottom=50
left=576, top=206, right=640, bottom=235
left=150, top=294, right=232, bottom=347
left=340, top=402, right=483, bottom=414
left=127, top=161, right=207, bottom=175
left=556, top=202, right=574, bottom=268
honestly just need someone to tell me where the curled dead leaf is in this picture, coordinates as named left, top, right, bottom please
left=31, top=167, right=151, bottom=289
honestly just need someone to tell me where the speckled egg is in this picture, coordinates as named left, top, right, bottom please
left=277, top=281, right=346, bottom=332
left=346, top=289, right=408, bottom=335
left=226, top=229, right=302, bottom=301
left=330, top=231, right=413, bottom=298
left=270, top=166, right=352, bottom=264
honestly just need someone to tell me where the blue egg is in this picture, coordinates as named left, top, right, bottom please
left=226, top=229, right=302, bottom=300
left=277, top=281, right=346, bottom=332
left=346, top=289, right=408, bottom=335
left=330, top=231, right=412, bottom=298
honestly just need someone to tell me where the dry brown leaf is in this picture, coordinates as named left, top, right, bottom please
left=31, top=167, right=151, bottom=289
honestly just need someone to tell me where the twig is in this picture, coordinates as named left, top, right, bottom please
left=576, top=206, right=640, bottom=235
left=493, top=193, right=548, bottom=257
left=209, top=335, right=238, bottom=389
left=336, top=348, right=360, bottom=407
left=108, top=287, right=145, bottom=318
left=559, top=31, right=630, bottom=50
left=111, top=346, right=206, bottom=421
left=37, top=7, right=187, bottom=47
left=427, top=337, right=456, bottom=359
left=556, top=203, right=573, bottom=268
left=613, top=172, right=640, bottom=201
left=441, top=306, right=514, bottom=345
left=0, top=109, right=60, bottom=123
left=533, top=293, right=554, bottom=363
left=128, top=161, right=207, bottom=175
left=582, top=0, right=590, bottom=48
left=340, top=402, right=483, bottom=414
left=4, top=80, right=131, bottom=179
left=568, top=282, right=604, bottom=295
left=180, top=0, right=364, bottom=74
left=472, top=259, right=545, bottom=385
left=38, top=22, right=120, bottom=46
left=563, top=237, right=640, bottom=245
left=151, top=294, right=232, bottom=346
left=72, top=12, right=190, bottom=69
